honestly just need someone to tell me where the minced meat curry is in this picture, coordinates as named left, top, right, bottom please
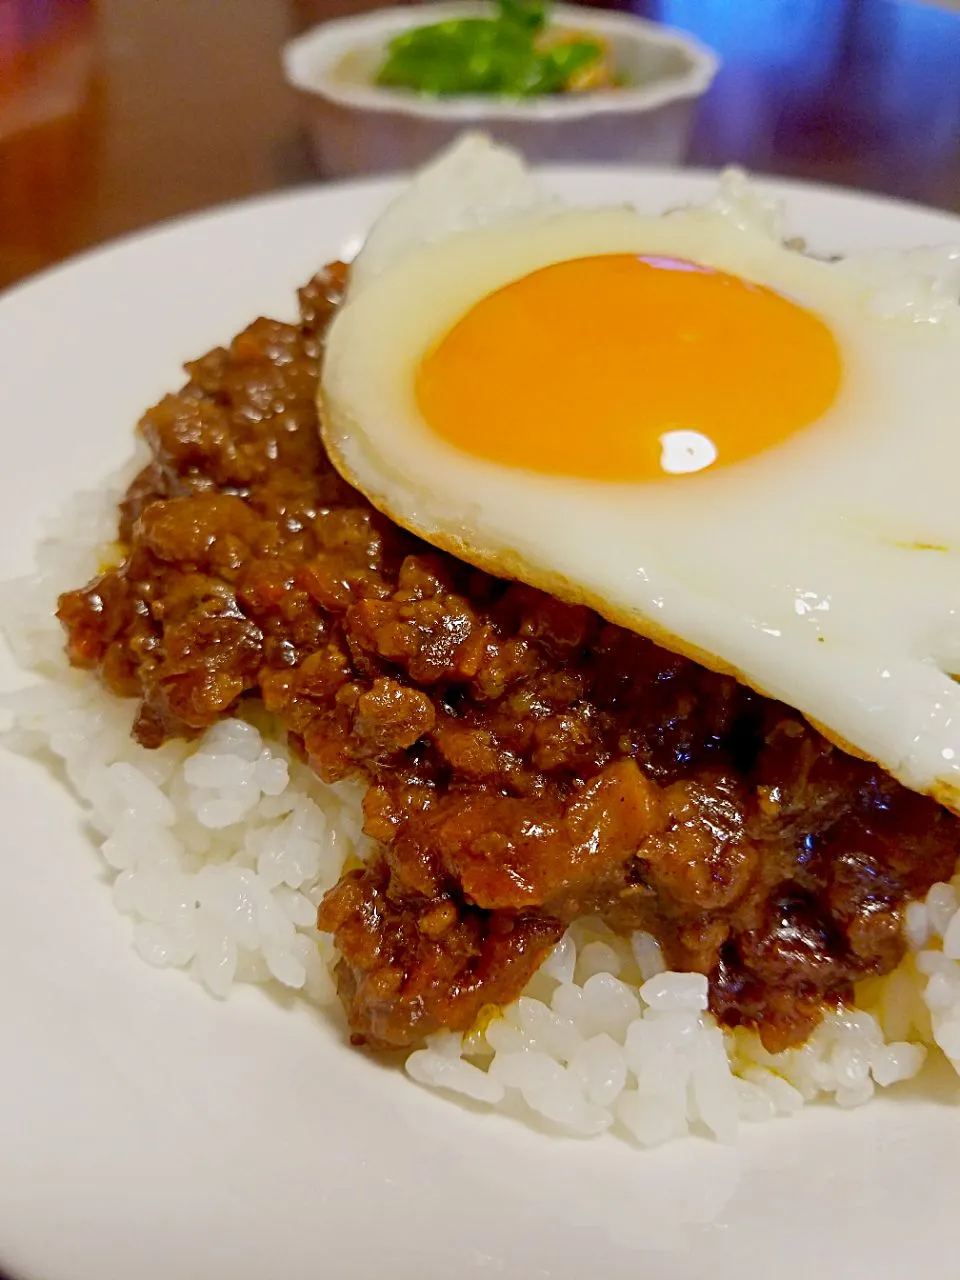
left=57, top=264, right=960, bottom=1054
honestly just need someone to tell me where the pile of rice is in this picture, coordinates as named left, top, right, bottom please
left=5, top=467, right=960, bottom=1147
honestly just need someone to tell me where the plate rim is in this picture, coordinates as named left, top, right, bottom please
left=4, top=162, right=960, bottom=314
left=3, top=161, right=960, bottom=1280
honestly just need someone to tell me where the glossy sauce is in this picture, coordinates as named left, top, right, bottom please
left=57, top=263, right=960, bottom=1051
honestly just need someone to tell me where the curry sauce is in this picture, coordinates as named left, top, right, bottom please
left=57, top=264, right=960, bottom=1053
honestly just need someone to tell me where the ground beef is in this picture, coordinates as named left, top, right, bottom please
left=57, top=263, right=960, bottom=1053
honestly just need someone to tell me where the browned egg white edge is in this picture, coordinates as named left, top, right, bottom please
left=315, top=387, right=960, bottom=819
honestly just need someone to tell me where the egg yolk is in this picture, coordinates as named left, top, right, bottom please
left=415, top=254, right=842, bottom=481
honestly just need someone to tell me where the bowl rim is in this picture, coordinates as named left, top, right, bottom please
left=282, top=2, right=719, bottom=121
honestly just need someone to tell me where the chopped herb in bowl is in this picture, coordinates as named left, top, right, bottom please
left=375, top=0, right=620, bottom=97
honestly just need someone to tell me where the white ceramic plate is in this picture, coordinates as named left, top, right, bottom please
left=2, top=169, right=960, bottom=1280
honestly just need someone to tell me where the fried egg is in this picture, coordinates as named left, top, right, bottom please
left=320, top=133, right=960, bottom=807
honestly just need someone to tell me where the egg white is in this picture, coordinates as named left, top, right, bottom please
left=321, top=135, right=960, bottom=807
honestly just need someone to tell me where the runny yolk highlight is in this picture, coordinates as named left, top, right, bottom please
left=415, top=254, right=843, bottom=481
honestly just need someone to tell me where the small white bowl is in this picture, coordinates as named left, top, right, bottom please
left=282, top=3, right=719, bottom=178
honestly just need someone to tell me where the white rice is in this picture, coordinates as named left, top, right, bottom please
left=5, top=473, right=960, bottom=1147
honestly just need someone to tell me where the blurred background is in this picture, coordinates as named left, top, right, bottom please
left=1, top=0, right=959, bottom=289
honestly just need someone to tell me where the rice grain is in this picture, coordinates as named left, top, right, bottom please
left=5, top=480, right=960, bottom=1149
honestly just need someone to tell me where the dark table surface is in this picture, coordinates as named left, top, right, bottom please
left=1, top=0, right=959, bottom=291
